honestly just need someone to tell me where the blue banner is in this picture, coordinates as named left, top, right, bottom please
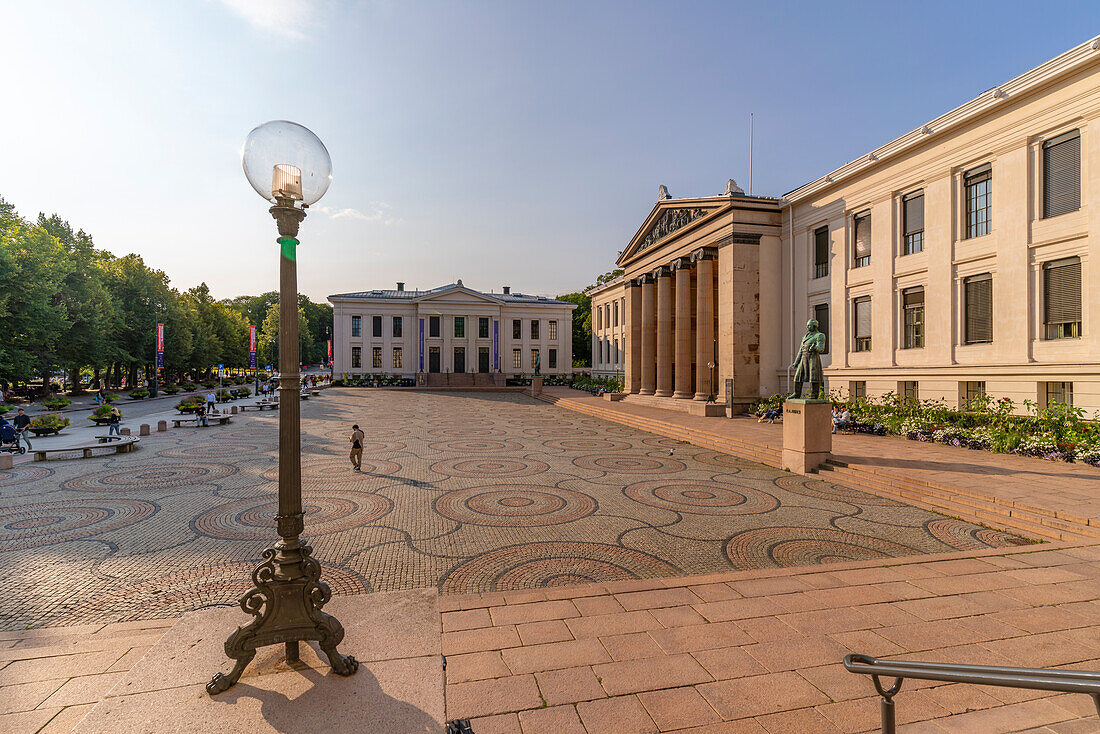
left=156, top=351, right=164, bottom=368
left=492, top=320, right=499, bottom=371
left=249, top=352, right=257, bottom=369
left=418, top=318, right=425, bottom=371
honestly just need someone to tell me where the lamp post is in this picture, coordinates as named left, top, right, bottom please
left=208, top=120, right=357, bottom=695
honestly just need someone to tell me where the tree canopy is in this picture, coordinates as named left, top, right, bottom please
left=0, top=197, right=332, bottom=391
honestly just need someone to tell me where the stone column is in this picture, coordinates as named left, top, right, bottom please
left=654, top=265, right=673, bottom=397
left=625, top=282, right=642, bottom=393
left=673, top=258, right=692, bottom=398
left=693, top=248, right=716, bottom=401
left=640, top=274, right=656, bottom=395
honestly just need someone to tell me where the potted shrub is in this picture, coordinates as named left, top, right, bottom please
left=29, top=413, right=70, bottom=436
left=175, top=396, right=203, bottom=413
left=102, top=393, right=118, bottom=403
left=0, top=405, right=12, bottom=415
left=88, top=405, right=121, bottom=425
left=233, top=387, right=252, bottom=398
left=128, top=389, right=150, bottom=400
left=43, top=396, right=72, bottom=410
left=216, top=389, right=232, bottom=402
left=163, top=385, right=180, bottom=395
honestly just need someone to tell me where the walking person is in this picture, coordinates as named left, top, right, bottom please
left=349, top=424, right=364, bottom=472
left=107, top=406, right=122, bottom=437
left=12, top=408, right=30, bottom=439
left=206, top=390, right=216, bottom=414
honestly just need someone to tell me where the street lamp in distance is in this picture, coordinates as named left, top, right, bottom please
left=207, top=120, right=357, bottom=695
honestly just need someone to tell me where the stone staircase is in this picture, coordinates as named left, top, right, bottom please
left=536, top=391, right=1100, bottom=544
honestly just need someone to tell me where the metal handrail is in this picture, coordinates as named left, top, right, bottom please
left=844, top=654, right=1100, bottom=734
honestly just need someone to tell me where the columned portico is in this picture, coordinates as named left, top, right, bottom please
left=639, top=274, right=656, bottom=395
left=693, top=248, right=716, bottom=401
left=672, top=258, right=693, bottom=399
left=654, top=266, right=674, bottom=397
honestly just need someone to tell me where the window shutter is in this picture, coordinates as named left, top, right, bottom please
left=903, top=192, right=924, bottom=235
left=903, top=287, right=924, bottom=307
left=854, top=298, right=872, bottom=338
left=1044, top=258, right=1082, bottom=324
left=1043, top=131, right=1080, bottom=218
left=853, top=213, right=871, bottom=259
left=965, top=274, right=993, bottom=343
left=814, top=226, right=829, bottom=266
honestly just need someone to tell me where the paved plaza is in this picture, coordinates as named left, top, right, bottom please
left=0, top=390, right=1025, bottom=631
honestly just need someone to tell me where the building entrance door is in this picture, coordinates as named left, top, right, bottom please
left=428, top=347, right=440, bottom=373
left=454, top=347, right=465, bottom=373
left=478, top=348, right=490, bottom=373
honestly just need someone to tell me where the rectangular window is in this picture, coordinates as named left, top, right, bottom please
left=351, top=315, right=361, bottom=338
left=596, top=307, right=602, bottom=330
left=613, top=302, right=619, bottom=326
left=372, top=346, right=382, bottom=368
left=351, top=346, right=361, bottom=368
left=392, top=347, right=402, bottom=369
left=372, top=315, right=383, bottom=338
left=454, top=316, right=465, bottom=338
left=850, top=381, right=866, bottom=399
left=512, top=319, right=521, bottom=339
left=853, top=297, right=872, bottom=352
left=613, top=338, right=618, bottom=364
left=392, top=316, right=402, bottom=338
left=549, top=320, right=557, bottom=340
left=962, top=381, right=985, bottom=408
left=512, top=349, right=521, bottom=369
left=1044, top=257, right=1082, bottom=339
left=853, top=212, right=871, bottom=268
left=531, top=319, right=540, bottom=339
left=903, top=191, right=924, bottom=255
left=902, top=287, right=925, bottom=349
left=1043, top=130, right=1081, bottom=218
left=531, top=348, right=539, bottom=369
left=1045, top=381, right=1073, bottom=407
left=964, top=164, right=992, bottom=239
left=478, top=317, right=489, bottom=338
left=964, top=274, right=993, bottom=344
left=901, top=381, right=918, bottom=403
left=813, top=304, right=829, bottom=355
left=549, top=348, right=557, bottom=369
left=814, top=225, right=829, bottom=278
left=429, top=316, right=440, bottom=338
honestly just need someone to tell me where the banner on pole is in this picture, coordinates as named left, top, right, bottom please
left=156, top=323, right=165, bottom=368
left=418, top=318, right=425, bottom=371
left=492, top=320, right=499, bottom=371
left=249, top=325, right=258, bottom=369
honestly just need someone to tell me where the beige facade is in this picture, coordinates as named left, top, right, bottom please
left=605, top=38, right=1100, bottom=414
left=330, top=282, right=575, bottom=378
left=589, top=275, right=626, bottom=379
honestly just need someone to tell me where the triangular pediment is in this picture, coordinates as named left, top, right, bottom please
left=618, top=199, right=727, bottom=265
left=413, top=284, right=501, bottom=305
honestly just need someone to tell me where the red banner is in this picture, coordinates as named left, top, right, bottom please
left=156, top=323, right=165, bottom=351
left=327, top=339, right=332, bottom=359
left=249, top=324, right=257, bottom=352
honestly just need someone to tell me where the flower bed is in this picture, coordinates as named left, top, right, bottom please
left=29, top=414, right=70, bottom=436
left=753, top=391, right=1100, bottom=468
left=43, top=396, right=72, bottom=410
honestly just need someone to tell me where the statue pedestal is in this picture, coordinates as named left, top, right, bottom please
left=528, top=377, right=543, bottom=397
left=782, top=399, right=832, bottom=475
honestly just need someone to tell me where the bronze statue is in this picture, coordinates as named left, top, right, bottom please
left=789, top=319, right=825, bottom=399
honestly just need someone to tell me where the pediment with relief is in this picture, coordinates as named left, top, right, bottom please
left=635, top=206, right=713, bottom=254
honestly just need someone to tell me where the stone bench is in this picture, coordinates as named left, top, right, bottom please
left=240, top=402, right=279, bottom=411
left=172, top=415, right=232, bottom=428
left=34, top=436, right=139, bottom=461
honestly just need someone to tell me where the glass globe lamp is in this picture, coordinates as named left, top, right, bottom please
left=241, top=120, right=332, bottom=206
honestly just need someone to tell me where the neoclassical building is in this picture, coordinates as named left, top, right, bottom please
left=604, top=37, right=1100, bottom=414
left=329, top=281, right=575, bottom=380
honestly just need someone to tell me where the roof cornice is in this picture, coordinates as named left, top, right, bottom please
left=784, top=36, right=1100, bottom=203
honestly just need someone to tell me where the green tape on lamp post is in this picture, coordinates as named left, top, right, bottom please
left=278, top=236, right=299, bottom=261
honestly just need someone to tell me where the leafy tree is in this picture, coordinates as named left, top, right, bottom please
left=555, top=291, right=592, bottom=367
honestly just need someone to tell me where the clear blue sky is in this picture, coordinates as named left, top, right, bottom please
left=4, top=1, right=1097, bottom=301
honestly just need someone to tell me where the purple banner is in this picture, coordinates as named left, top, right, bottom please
left=492, top=320, right=499, bottom=371
left=419, top=318, right=425, bottom=371
left=156, top=351, right=164, bottom=368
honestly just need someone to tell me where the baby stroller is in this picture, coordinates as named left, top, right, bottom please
left=0, top=421, right=28, bottom=455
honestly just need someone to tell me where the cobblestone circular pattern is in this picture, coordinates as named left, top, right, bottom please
left=430, top=457, right=550, bottom=478
left=724, top=526, right=917, bottom=568
left=63, top=463, right=238, bottom=492
left=61, top=561, right=370, bottom=624
left=543, top=437, right=632, bottom=452
left=157, top=443, right=267, bottom=459
left=572, top=454, right=686, bottom=474
left=434, top=486, right=597, bottom=527
left=925, top=518, right=1025, bottom=548
left=193, top=491, right=392, bottom=540
left=624, top=479, right=780, bottom=515
left=262, top=457, right=402, bottom=481
left=0, top=499, right=157, bottom=550
left=772, top=475, right=897, bottom=506
left=441, top=541, right=681, bottom=592
left=429, top=439, right=523, bottom=453
left=0, top=466, right=54, bottom=487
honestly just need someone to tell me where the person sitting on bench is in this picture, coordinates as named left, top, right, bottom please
left=197, top=404, right=209, bottom=427
left=832, top=405, right=851, bottom=434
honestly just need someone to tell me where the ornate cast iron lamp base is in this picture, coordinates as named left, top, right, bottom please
left=207, top=541, right=359, bottom=694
